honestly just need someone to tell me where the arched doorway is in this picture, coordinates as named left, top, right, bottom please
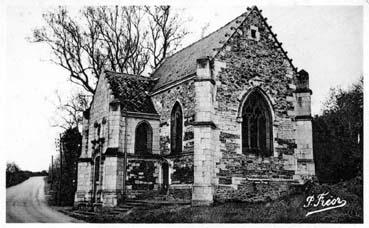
left=162, top=162, right=169, bottom=193
left=171, top=102, right=183, bottom=155
left=135, top=121, right=153, bottom=155
left=241, top=89, right=273, bottom=156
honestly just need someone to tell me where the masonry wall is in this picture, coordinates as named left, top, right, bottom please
left=115, top=115, right=161, bottom=200
left=75, top=162, right=93, bottom=202
left=124, top=158, right=162, bottom=199
left=151, top=80, right=196, bottom=186
left=212, top=10, right=299, bottom=201
left=88, top=74, right=112, bottom=157
left=76, top=73, right=113, bottom=204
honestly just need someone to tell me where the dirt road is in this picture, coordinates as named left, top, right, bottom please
left=6, top=176, right=82, bottom=223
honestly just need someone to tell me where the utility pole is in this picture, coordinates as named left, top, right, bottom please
left=58, top=133, right=63, bottom=206
left=51, top=155, right=54, bottom=188
left=54, top=137, right=60, bottom=205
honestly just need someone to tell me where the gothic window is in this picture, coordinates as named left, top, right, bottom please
left=135, top=121, right=153, bottom=155
left=241, top=90, right=273, bottom=156
left=171, top=102, right=183, bottom=154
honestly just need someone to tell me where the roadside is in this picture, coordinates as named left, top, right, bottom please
left=6, top=162, right=47, bottom=188
left=6, top=176, right=82, bottom=223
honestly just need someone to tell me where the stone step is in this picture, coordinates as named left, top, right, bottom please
left=116, top=205, right=133, bottom=210
left=125, top=200, right=148, bottom=205
left=74, top=210, right=99, bottom=216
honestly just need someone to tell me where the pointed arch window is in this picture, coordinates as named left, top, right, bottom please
left=171, top=102, right=183, bottom=155
left=135, top=121, right=153, bottom=155
left=241, top=90, right=273, bottom=156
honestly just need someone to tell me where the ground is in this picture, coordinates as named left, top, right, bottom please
left=6, top=176, right=362, bottom=223
left=6, top=176, right=82, bottom=223
left=58, top=178, right=363, bottom=223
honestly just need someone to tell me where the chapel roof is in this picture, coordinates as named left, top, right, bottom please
left=150, top=6, right=297, bottom=91
left=104, top=71, right=158, bottom=114
left=150, top=11, right=246, bottom=91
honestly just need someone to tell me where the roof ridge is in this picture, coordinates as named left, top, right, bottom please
left=211, top=8, right=254, bottom=58
left=150, top=9, right=252, bottom=78
left=105, top=70, right=157, bottom=80
left=251, top=7, right=298, bottom=72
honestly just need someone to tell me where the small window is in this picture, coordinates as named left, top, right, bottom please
left=251, top=29, right=257, bottom=39
left=298, top=97, right=302, bottom=107
left=249, top=26, right=259, bottom=41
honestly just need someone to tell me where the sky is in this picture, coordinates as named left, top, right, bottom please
left=0, top=1, right=364, bottom=172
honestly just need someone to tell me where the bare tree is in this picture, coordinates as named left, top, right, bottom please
left=32, top=6, right=188, bottom=95
left=145, top=6, right=189, bottom=69
left=200, top=22, right=210, bottom=38
left=51, top=91, right=91, bottom=130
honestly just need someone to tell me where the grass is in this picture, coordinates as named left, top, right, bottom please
left=57, top=177, right=363, bottom=223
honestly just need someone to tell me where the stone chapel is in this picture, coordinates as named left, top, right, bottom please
left=75, top=6, right=315, bottom=207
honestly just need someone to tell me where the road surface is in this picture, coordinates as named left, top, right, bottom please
left=6, top=176, right=82, bottom=223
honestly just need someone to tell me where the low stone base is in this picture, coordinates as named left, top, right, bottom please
left=169, top=185, right=192, bottom=200
left=191, top=199, right=213, bottom=206
left=102, top=190, right=122, bottom=207
left=192, top=184, right=213, bottom=205
left=74, top=190, right=92, bottom=204
left=214, top=179, right=297, bottom=203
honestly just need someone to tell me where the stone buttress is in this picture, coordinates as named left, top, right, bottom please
left=294, top=70, right=315, bottom=181
left=192, top=57, right=218, bottom=205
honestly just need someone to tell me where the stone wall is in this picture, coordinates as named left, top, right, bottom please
left=151, top=80, right=196, bottom=185
left=212, top=10, right=299, bottom=200
left=151, top=80, right=196, bottom=156
left=76, top=72, right=113, bottom=204
left=215, top=179, right=296, bottom=203
left=125, top=158, right=161, bottom=199
left=126, top=159, right=159, bottom=190
left=87, top=74, right=112, bottom=157
left=171, top=154, right=194, bottom=184
left=75, top=161, right=93, bottom=202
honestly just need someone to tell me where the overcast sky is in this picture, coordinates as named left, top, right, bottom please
left=1, top=2, right=363, bottom=171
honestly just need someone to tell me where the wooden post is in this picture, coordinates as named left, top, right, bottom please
left=51, top=155, right=53, bottom=188
left=58, top=134, right=63, bottom=206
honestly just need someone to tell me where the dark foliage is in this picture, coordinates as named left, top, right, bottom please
left=6, top=162, right=48, bottom=188
left=48, top=127, right=82, bottom=206
left=313, top=77, right=363, bottom=183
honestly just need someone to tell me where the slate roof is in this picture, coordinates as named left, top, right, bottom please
left=150, top=10, right=249, bottom=91
left=151, top=6, right=297, bottom=91
left=104, top=71, right=158, bottom=114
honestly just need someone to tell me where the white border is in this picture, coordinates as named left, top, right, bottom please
left=1, top=0, right=367, bottom=227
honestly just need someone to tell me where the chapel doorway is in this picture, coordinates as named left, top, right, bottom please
left=162, top=162, right=169, bottom=193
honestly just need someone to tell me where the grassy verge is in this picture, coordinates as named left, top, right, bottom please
left=56, top=178, right=363, bottom=223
